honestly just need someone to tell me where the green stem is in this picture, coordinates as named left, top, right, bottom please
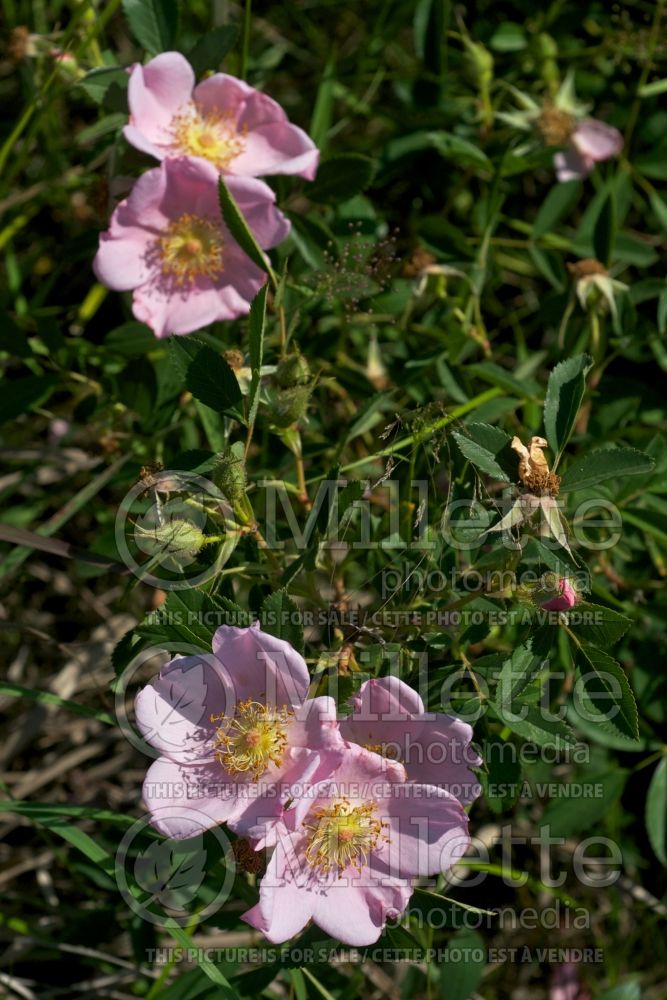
left=240, top=0, right=252, bottom=80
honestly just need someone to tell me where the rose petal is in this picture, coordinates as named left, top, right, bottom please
left=134, top=654, right=234, bottom=762
left=127, top=51, right=195, bottom=145
left=572, top=119, right=623, bottom=163
left=211, top=622, right=310, bottom=710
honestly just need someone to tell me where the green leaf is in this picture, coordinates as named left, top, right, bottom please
left=539, top=770, right=628, bottom=837
left=452, top=430, right=510, bottom=481
left=646, top=756, right=667, bottom=867
left=592, top=191, right=616, bottom=266
left=481, top=742, right=522, bottom=813
left=122, top=0, right=178, bottom=54
left=168, top=925, right=238, bottom=995
left=574, top=644, right=639, bottom=740
left=532, top=179, right=581, bottom=238
left=543, top=354, right=593, bottom=458
left=639, top=77, right=667, bottom=97
left=137, top=590, right=251, bottom=652
left=489, top=20, right=527, bottom=51
left=498, top=704, right=576, bottom=747
left=0, top=681, right=114, bottom=725
left=559, top=447, right=655, bottom=492
left=496, top=643, right=543, bottom=704
left=187, top=25, right=239, bottom=75
left=0, top=374, right=58, bottom=423
left=248, top=285, right=268, bottom=429
left=185, top=346, right=243, bottom=419
left=468, top=361, right=534, bottom=397
left=568, top=602, right=631, bottom=648
left=105, top=321, right=159, bottom=355
left=429, top=132, right=490, bottom=170
left=79, top=66, right=129, bottom=111
left=260, top=590, right=304, bottom=654
left=218, top=176, right=274, bottom=279
left=308, top=153, right=376, bottom=203
left=595, top=983, right=641, bottom=1000
left=440, top=928, right=486, bottom=1000
left=649, top=190, right=667, bottom=232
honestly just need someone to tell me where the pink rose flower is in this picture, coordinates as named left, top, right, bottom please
left=540, top=578, right=577, bottom=612
left=93, top=157, right=290, bottom=337
left=125, top=51, right=319, bottom=180
left=134, top=622, right=345, bottom=841
left=339, top=676, right=482, bottom=806
left=242, top=744, right=470, bottom=945
left=554, top=118, right=623, bottom=182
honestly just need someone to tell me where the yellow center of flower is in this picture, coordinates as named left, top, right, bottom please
left=158, top=214, right=224, bottom=287
left=363, top=741, right=401, bottom=760
left=171, top=102, right=247, bottom=169
left=304, top=798, right=386, bottom=875
left=211, top=699, right=290, bottom=779
left=537, top=103, right=576, bottom=146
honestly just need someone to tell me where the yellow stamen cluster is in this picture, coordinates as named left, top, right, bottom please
left=304, top=798, right=386, bottom=876
left=171, top=102, right=247, bottom=169
left=537, top=103, right=576, bottom=146
left=158, top=214, right=224, bottom=287
left=211, top=699, right=290, bottom=779
left=363, top=741, right=401, bottom=760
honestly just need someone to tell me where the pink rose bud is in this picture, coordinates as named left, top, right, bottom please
left=541, top=577, right=577, bottom=612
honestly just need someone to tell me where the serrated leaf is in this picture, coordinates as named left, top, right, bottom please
left=137, top=590, right=250, bottom=650
left=569, top=602, right=631, bottom=648
left=646, top=756, right=667, bottom=867
left=494, top=701, right=576, bottom=748
left=543, top=354, right=593, bottom=458
left=185, top=346, right=244, bottom=420
left=259, top=590, right=304, bottom=654
left=574, top=644, right=639, bottom=740
left=106, top=321, right=158, bottom=355
left=122, top=0, right=178, bottom=53
left=308, top=154, right=376, bottom=203
left=218, top=176, right=273, bottom=278
left=452, top=430, right=510, bottom=481
left=134, top=840, right=206, bottom=908
left=496, top=643, right=542, bottom=704
left=187, top=25, right=239, bottom=75
left=79, top=67, right=129, bottom=111
left=559, top=447, right=655, bottom=492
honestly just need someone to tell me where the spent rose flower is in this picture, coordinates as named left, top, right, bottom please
left=134, top=622, right=345, bottom=841
left=125, top=52, right=319, bottom=180
left=339, top=676, right=481, bottom=806
left=93, top=157, right=290, bottom=337
left=242, top=744, right=470, bottom=945
left=498, top=74, right=623, bottom=183
left=539, top=577, right=577, bottom=612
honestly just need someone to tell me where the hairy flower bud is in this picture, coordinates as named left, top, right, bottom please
left=275, top=353, right=311, bottom=389
left=135, top=518, right=207, bottom=571
left=213, top=442, right=247, bottom=502
left=267, top=385, right=313, bottom=427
